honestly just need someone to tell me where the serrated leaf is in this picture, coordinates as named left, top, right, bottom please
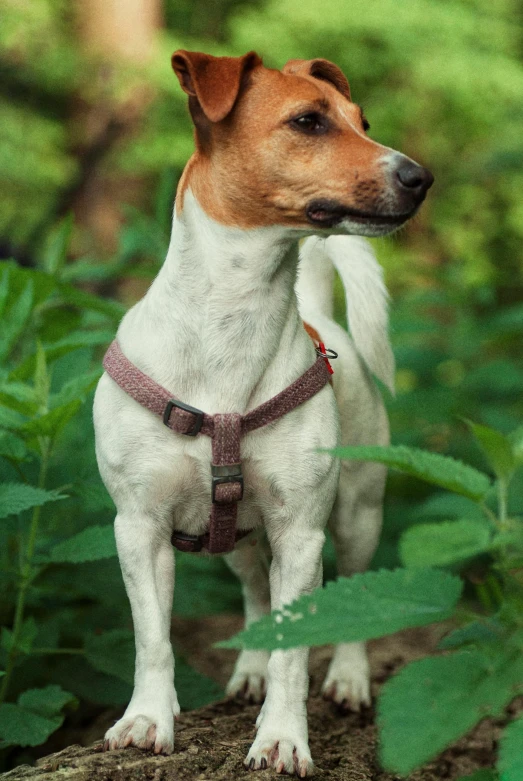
left=378, top=648, right=523, bottom=774
left=329, top=445, right=490, bottom=501
left=498, top=714, right=523, bottom=781
left=18, top=685, right=76, bottom=718
left=0, top=685, right=75, bottom=748
left=218, top=569, right=462, bottom=651
left=43, top=214, right=74, bottom=277
left=1, top=616, right=37, bottom=654
left=85, top=630, right=135, bottom=684
left=13, top=331, right=113, bottom=381
left=0, top=431, right=29, bottom=462
left=0, top=280, right=34, bottom=362
left=0, top=380, right=37, bottom=414
left=0, top=483, right=66, bottom=519
left=48, top=525, right=116, bottom=563
left=465, top=420, right=516, bottom=481
left=21, top=399, right=81, bottom=438
left=50, top=369, right=101, bottom=409
left=438, top=619, right=504, bottom=650
left=400, top=518, right=492, bottom=568
left=0, top=703, right=62, bottom=747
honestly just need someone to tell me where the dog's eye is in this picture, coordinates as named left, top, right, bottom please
left=289, top=113, right=327, bottom=135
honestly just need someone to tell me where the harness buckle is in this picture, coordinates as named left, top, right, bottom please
left=211, top=463, right=244, bottom=503
left=163, top=399, right=204, bottom=436
left=171, top=530, right=203, bottom=552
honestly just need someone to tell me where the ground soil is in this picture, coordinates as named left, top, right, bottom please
left=2, top=615, right=503, bottom=781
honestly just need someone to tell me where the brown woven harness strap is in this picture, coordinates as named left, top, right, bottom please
left=102, top=340, right=332, bottom=554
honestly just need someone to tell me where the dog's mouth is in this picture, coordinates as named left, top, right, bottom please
left=305, top=199, right=416, bottom=230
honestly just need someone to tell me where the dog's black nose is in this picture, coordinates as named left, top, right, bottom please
left=396, top=161, right=434, bottom=193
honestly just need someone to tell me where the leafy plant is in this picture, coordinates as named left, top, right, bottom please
left=224, top=424, right=523, bottom=778
left=0, top=253, right=229, bottom=759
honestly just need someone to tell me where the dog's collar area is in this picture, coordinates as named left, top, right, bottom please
left=103, top=340, right=334, bottom=554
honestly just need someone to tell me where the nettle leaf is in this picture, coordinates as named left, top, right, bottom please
left=438, top=619, right=505, bottom=651
left=19, top=685, right=76, bottom=718
left=0, top=279, right=34, bottom=362
left=85, top=630, right=135, bottom=684
left=1, top=616, right=37, bottom=654
left=0, top=483, right=66, bottom=519
left=50, top=369, right=102, bottom=409
left=329, top=445, right=490, bottom=501
left=218, top=569, right=462, bottom=651
left=48, top=525, right=116, bottom=563
left=400, top=518, right=493, bottom=568
left=498, top=714, right=523, bottom=781
left=21, top=399, right=81, bottom=438
left=509, top=426, right=523, bottom=465
left=378, top=648, right=523, bottom=775
left=465, top=420, right=516, bottom=482
left=13, top=330, right=113, bottom=381
left=43, top=213, right=73, bottom=277
left=0, top=685, right=76, bottom=748
left=0, top=431, right=29, bottom=462
left=0, top=380, right=37, bottom=414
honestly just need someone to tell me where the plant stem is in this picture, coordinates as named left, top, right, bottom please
left=0, top=439, right=51, bottom=705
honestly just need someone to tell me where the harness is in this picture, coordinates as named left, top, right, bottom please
left=102, top=339, right=337, bottom=555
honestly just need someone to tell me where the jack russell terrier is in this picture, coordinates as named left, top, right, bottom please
left=94, top=50, right=433, bottom=776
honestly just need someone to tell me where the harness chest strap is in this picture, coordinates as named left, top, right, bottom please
left=102, top=340, right=333, bottom=554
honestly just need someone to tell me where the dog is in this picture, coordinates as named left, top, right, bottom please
left=93, top=50, right=433, bottom=776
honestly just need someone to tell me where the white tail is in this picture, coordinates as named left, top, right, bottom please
left=297, top=235, right=395, bottom=394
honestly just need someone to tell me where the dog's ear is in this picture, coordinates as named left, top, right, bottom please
left=172, top=50, right=262, bottom=123
left=283, top=58, right=351, bottom=101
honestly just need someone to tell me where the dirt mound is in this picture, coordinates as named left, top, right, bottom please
left=2, top=617, right=500, bottom=780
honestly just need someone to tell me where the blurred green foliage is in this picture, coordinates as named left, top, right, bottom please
left=0, top=0, right=522, bottom=773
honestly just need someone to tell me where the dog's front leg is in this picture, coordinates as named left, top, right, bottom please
left=104, top=512, right=179, bottom=755
left=245, top=523, right=325, bottom=777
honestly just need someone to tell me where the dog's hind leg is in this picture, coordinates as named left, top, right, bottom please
left=104, top=511, right=179, bottom=754
left=224, top=534, right=271, bottom=703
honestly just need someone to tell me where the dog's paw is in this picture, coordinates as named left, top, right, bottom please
left=103, top=713, right=175, bottom=755
left=321, top=642, right=371, bottom=712
left=226, top=650, right=269, bottom=704
left=245, top=735, right=313, bottom=777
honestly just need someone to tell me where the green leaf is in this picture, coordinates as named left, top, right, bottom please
left=498, top=714, right=523, bottom=781
left=57, top=282, right=125, bottom=320
left=48, top=525, right=116, bottom=563
left=0, top=431, right=29, bottom=462
left=21, top=399, right=81, bottom=438
left=218, top=569, right=462, bottom=651
left=378, top=649, right=523, bottom=774
left=329, top=445, right=491, bottom=501
left=509, top=426, right=523, bottom=465
left=457, top=771, right=498, bottom=781
left=0, top=483, right=66, bottom=519
left=0, top=685, right=76, bottom=748
left=465, top=420, right=516, bottom=481
left=85, top=630, right=135, bottom=684
left=1, top=616, right=37, bottom=654
left=12, top=330, right=113, bottom=381
left=43, top=213, right=74, bottom=277
left=400, top=518, right=493, bottom=568
left=438, top=619, right=504, bottom=650
left=0, top=279, right=34, bottom=362
left=0, top=703, right=62, bottom=748
left=50, top=369, right=101, bottom=409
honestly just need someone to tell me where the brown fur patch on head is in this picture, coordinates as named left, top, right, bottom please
left=173, top=52, right=409, bottom=228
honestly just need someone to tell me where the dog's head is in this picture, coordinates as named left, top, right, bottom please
left=172, top=50, right=433, bottom=237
